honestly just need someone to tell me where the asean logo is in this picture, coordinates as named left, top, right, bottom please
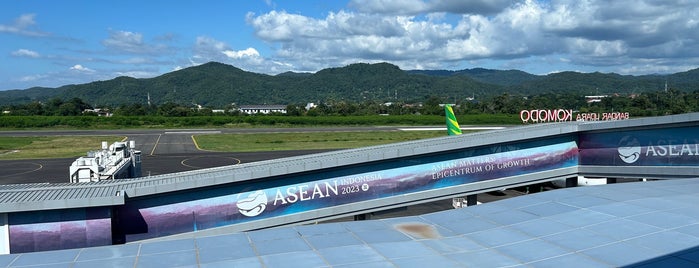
left=236, top=190, right=268, bottom=217
left=617, top=136, right=641, bottom=164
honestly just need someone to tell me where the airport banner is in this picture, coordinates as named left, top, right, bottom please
left=117, top=139, right=578, bottom=241
left=8, top=207, right=112, bottom=253
left=579, top=125, right=699, bottom=166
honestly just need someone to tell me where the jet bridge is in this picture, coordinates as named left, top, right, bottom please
left=69, top=140, right=142, bottom=183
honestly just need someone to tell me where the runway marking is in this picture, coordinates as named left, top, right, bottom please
left=190, top=135, right=217, bottom=152
left=191, top=135, right=203, bottom=151
left=1, top=162, right=43, bottom=176
left=164, top=131, right=221, bottom=134
left=180, top=156, right=241, bottom=169
left=150, top=134, right=162, bottom=156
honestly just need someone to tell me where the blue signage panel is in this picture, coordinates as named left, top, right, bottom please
left=8, top=208, right=112, bottom=253
left=579, top=126, right=699, bottom=166
left=118, top=138, right=579, bottom=241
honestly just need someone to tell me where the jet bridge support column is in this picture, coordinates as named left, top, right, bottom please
left=354, top=213, right=371, bottom=221
left=466, top=195, right=478, bottom=206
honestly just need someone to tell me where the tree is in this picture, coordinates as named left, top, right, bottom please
left=422, top=96, right=443, bottom=115
left=58, top=102, right=79, bottom=116
left=285, top=104, right=304, bottom=116
left=26, top=101, right=45, bottom=115
left=115, top=103, right=151, bottom=116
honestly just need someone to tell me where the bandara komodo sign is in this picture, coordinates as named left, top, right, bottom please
left=520, top=109, right=630, bottom=124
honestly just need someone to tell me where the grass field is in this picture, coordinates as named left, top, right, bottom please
left=0, top=136, right=124, bottom=160
left=193, top=131, right=450, bottom=152
left=0, top=130, right=468, bottom=160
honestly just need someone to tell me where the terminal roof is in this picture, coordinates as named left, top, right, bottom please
left=3, top=178, right=699, bottom=267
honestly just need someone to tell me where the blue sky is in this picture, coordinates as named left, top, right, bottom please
left=2, top=0, right=698, bottom=90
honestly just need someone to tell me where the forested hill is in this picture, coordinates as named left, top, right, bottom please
left=1, top=61, right=697, bottom=107
left=407, top=68, right=541, bottom=86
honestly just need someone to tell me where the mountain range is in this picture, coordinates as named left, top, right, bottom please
left=1, top=62, right=697, bottom=108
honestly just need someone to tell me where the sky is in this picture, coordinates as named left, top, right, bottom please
left=1, top=0, right=698, bottom=90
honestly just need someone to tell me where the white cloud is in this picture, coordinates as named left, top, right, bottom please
left=245, top=11, right=315, bottom=41
left=18, top=74, right=47, bottom=82
left=120, top=57, right=150, bottom=64
left=0, top=13, right=50, bottom=37
left=11, top=49, right=40, bottom=58
left=114, top=70, right=159, bottom=78
left=246, top=9, right=514, bottom=71
left=568, top=39, right=627, bottom=57
left=428, top=0, right=513, bottom=15
left=238, top=0, right=699, bottom=75
left=102, top=30, right=145, bottom=53
left=101, top=29, right=168, bottom=55
left=192, top=36, right=273, bottom=71
left=349, top=0, right=512, bottom=15
left=15, top=13, right=37, bottom=28
left=194, top=36, right=231, bottom=62
left=70, top=64, right=95, bottom=73
left=349, top=0, right=427, bottom=15
left=223, top=48, right=260, bottom=59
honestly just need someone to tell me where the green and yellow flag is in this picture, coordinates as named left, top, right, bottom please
left=445, top=105, right=462, bottom=136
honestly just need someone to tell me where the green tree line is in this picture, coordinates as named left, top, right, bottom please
left=1, top=90, right=697, bottom=129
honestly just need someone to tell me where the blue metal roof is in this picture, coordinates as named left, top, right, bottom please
left=4, top=178, right=699, bottom=267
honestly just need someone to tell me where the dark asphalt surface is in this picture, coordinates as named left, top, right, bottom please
left=0, top=129, right=337, bottom=184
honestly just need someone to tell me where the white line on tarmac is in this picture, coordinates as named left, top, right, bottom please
left=163, top=131, right=222, bottom=134
left=398, top=127, right=506, bottom=131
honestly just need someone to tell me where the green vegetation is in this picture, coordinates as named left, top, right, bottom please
left=4, top=87, right=699, bottom=130
left=1, top=61, right=698, bottom=108
left=0, top=131, right=455, bottom=159
left=0, top=114, right=521, bottom=129
left=194, top=131, right=451, bottom=152
left=0, top=136, right=124, bottom=160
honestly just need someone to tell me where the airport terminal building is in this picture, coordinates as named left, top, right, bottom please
left=0, top=113, right=698, bottom=266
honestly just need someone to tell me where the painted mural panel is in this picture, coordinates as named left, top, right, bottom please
left=8, top=207, right=112, bottom=253
left=118, top=138, right=579, bottom=242
left=579, top=126, right=699, bottom=166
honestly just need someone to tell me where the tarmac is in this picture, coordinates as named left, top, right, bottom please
left=0, top=127, right=521, bottom=215
left=0, top=129, right=335, bottom=184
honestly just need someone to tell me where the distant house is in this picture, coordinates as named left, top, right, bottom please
left=238, top=105, right=287, bottom=114
left=83, top=108, right=112, bottom=117
left=585, top=95, right=607, bottom=103
left=305, top=103, right=317, bottom=110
